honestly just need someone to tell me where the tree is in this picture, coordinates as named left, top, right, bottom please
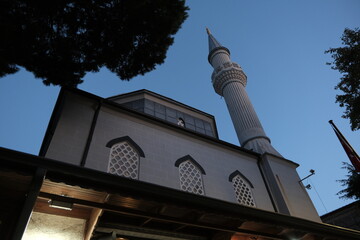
left=325, top=28, right=360, bottom=131
left=0, top=0, right=188, bottom=87
left=337, top=162, right=360, bottom=200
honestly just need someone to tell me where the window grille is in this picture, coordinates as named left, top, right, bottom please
left=232, top=174, right=255, bottom=207
left=179, top=160, right=204, bottom=195
left=108, top=141, right=139, bottom=179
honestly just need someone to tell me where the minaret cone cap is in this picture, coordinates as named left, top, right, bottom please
left=207, top=28, right=230, bottom=63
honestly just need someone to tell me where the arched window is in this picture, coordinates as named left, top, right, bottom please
left=106, top=136, right=145, bottom=180
left=175, top=155, right=205, bottom=195
left=229, top=171, right=256, bottom=207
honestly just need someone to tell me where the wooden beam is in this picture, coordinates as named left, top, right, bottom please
left=12, top=168, right=45, bottom=240
left=84, top=208, right=102, bottom=240
left=34, top=198, right=92, bottom=219
left=84, top=193, right=109, bottom=240
left=140, top=218, right=153, bottom=227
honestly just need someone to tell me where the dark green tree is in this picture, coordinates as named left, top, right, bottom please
left=337, top=162, right=360, bottom=200
left=0, top=0, right=188, bottom=87
left=325, top=28, right=360, bottom=131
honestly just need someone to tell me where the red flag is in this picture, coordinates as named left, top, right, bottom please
left=329, top=120, right=360, bottom=172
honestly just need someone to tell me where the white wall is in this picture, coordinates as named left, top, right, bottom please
left=45, top=92, right=97, bottom=165
left=84, top=106, right=274, bottom=212
left=45, top=91, right=320, bottom=221
left=265, top=154, right=321, bottom=222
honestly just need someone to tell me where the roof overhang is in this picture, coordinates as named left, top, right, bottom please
left=1, top=147, right=360, bottom=240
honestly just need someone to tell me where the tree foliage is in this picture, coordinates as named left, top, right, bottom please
left=0, top=0, right=188, bottom=87
left=337, top=162, right=360, bottom=200
left=325, top=28, right=360, bottom=131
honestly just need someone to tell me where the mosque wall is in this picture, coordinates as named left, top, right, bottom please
left=43, top=88, right=321, bottom=221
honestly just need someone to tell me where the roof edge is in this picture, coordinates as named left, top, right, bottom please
left=1, top=147, right=360, bottom=239
left=107, top=89, right=216, bottom=120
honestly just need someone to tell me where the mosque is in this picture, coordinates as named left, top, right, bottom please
left=1, top=31, right=360, bottom=240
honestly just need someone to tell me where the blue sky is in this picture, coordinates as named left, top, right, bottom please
left=0, top=0, right=359, bottom=216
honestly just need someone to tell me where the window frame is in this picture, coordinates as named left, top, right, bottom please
left=106, top=136, right=145, bottom=179
left=175, top=155, right=206, bottom=195
left=229, top=170, right=256, bottom=207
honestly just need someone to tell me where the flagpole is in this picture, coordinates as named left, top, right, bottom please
left=329, top=120, right=360, bottom=172
left=329, top=120, right=358, bottom=155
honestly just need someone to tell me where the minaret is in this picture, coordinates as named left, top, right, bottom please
left=207, top=28, right=281, bottom=157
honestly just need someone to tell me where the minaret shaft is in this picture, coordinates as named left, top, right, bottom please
left=222, top=81, right=269, bottom=145
left=208, top=30, right=281, bottom=156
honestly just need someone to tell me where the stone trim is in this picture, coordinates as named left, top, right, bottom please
left=208, top=47, right=231, bottom=63
left=242, top=135, right=272, bottom=148
left=228, top=170, right=254, bottom=188
left=106, top=136, right=145, bottom=157
left=174, top=155, right=206, bottom=175
left=212, top=68, right=247, bottom=96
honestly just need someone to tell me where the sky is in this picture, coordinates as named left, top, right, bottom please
left=0, top=0, right=359, bottom=216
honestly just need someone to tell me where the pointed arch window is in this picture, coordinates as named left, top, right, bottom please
left=229, top=170, right=256, bottom=207
left=175, top=155, right=205, bottom=195
left=106, top=136, right=145, bottom=179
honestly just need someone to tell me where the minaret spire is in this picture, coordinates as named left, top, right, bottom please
left=206, top=28, right=230, bottom=60
left=207, top=30, right=281, bottom=156
left=206, top=27, right=211, bottom=35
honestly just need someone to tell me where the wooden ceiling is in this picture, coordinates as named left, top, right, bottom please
left=35, top=179, right=330, bottom=240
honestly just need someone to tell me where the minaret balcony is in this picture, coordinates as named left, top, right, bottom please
left=211, top=62, right=247, bottom=96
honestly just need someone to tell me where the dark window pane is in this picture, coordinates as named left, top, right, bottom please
left=132, top=99, right=144, bottom=110
left=196, top=127, right=205, bottom=134
left=144, top=108, right=154, bottom=115
left=155, top=112, right=166, bottom=120
left=176, top=111, right=184, bottom=119
left=184, top=114, right=195, bottom=125
left=205, top=129, right=214, bottom=137
left=167, top=108, right=177, bottom=118
left=167, top=116, right=177, bottom=124
left=144, top=99, right=154, bottom=110
left=195, top=119, right=204, bottom=128
left=155, top=103, right=166, bottom=114
left=186, top=124, right=195, bottom=131
left=204, top=122, right=212, bottom=131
